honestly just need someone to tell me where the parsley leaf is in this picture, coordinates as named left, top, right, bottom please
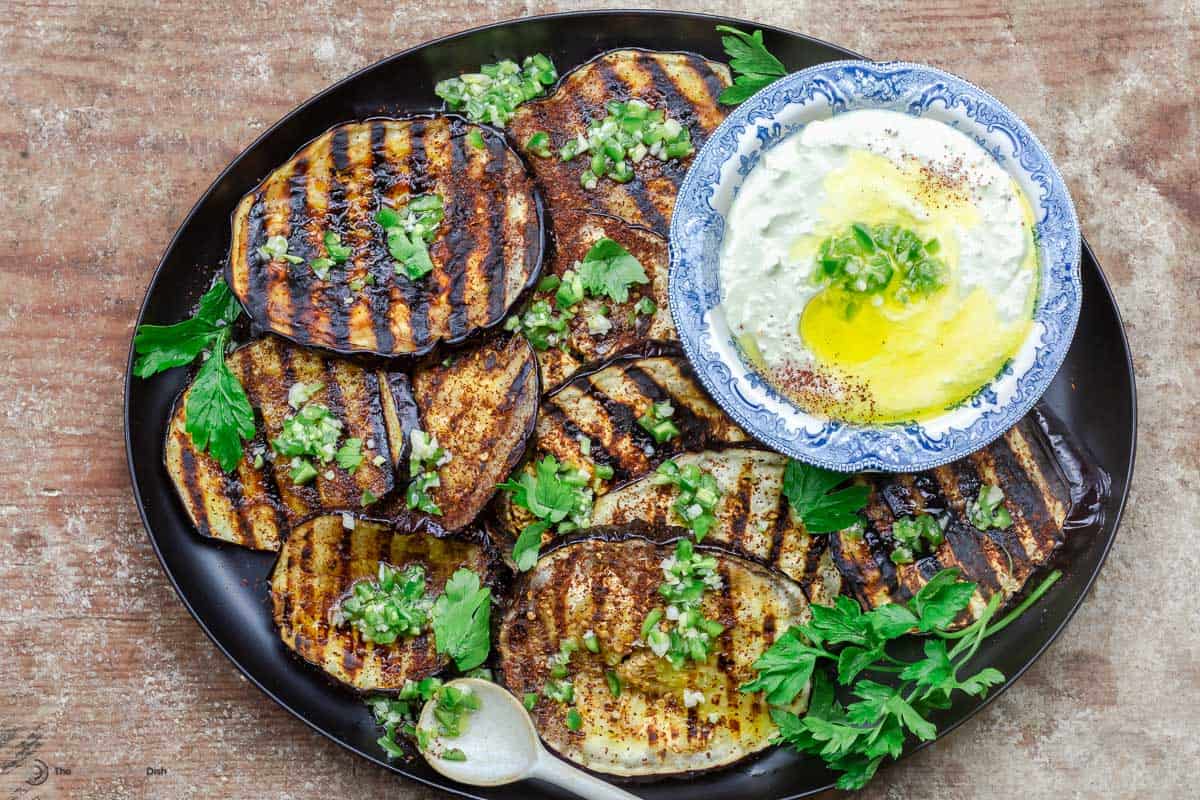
left=511, top=519, right=550, bottom=572
left=431, top=568, right=492, bottom=671
left=781, top=459, right=870, bottom=533
left=743, top=567, right=1061, bottom=790
left=498, top=455, right=594, bottom=570
left=336, top=437, right=364, bottom=472
left=132, top=280, right=242, bottom=377
left=576, top=238, right=649, bottom=303
left=183, top=328, right=255, bottom=471
left=740, top=626, right=826, bottom=705
left=715, top=26, right=787, bottom=106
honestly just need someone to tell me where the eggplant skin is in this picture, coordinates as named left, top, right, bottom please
left=491, top=354, right=748, bottom=552
left=388, top=334, right=539, bottom=530
left=591, top=448, right=842, bottom=606
left=164, top=336, right=396, bottom=552
left=509, top=49, right=731, bottom=237
left=227, top=116, right=543, bottom=357
left=270, top=515, right=491, bottom=692
left=829, top=415, right=1075, bottom=627
left=497, top=525, right=810, bottom=777
left=534, top=210, right=676, bottom=392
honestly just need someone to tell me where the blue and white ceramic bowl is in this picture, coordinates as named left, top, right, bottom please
left=669, top=60, right=1082, bottom=473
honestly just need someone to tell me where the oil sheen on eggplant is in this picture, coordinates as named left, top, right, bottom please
left=508, top=50, right=731, bottom=237
left=227, top=116, right=543, bottom=357
left=497, top=525, right=811, bottom=776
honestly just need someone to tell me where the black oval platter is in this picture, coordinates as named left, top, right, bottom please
left=124, top=10, right=1136, bottom=799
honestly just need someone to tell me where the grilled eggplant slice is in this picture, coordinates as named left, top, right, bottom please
left=532, top=210, right=676, bottom=392
left=491, top=354, right=747, bottom=549
left=497, top=526, right=810, bottom=776
left=509, top=50, right=730, bottom=236
left=387, top=335, right=538, bottom=530
left=270, top=515, right=492, bottom=691
left=164, top=336, right=396, bottom=551
left=228, top=116, right=543, bottom=357
left=829, top=415, right=1076, bottom=627
left=591, top=448, right=841, bottom=605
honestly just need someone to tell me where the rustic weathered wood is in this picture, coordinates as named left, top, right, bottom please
left=0, top=1, right=1196, bottom=798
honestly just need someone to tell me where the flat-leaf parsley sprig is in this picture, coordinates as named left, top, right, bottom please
left=781, top=459, right=871, bottom=534
left=742, top=567, right=1063, bottom=789
left=133, top=280, right=254, bottom=471
left=715, top=25, right=788, bottom=106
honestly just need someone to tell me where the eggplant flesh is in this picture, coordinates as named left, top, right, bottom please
left=593, top=415, right=1076, bottom=628
left=491, top=354, right=747, bottom=551
left=164, top=336, right=397, bottom=551
left=829, top=415, right=1075, bottom=627
left=508, top=49, right=731, bottom=237
left=385, top=334, right=539, bottom=530
left=533, top=210, right=675, bottom=392
left=270, top=515, right=491, bottom=692
left=227, top=116, right=542, bottom=357
left=497, top=526, right=810, bottom=776
left=591, top=448, right=842, bottom=606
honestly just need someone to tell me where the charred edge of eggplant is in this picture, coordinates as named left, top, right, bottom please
left=542, top=341, right=686, bottom=398
left=510, top=47, right=732, bottom=117
left=225, top=113, right=548, bottom=362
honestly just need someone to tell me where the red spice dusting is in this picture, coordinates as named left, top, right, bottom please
left=767, top=362, right=876, bottom=421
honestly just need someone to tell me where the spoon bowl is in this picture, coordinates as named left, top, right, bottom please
left=418, top=678, right=641, bottom=800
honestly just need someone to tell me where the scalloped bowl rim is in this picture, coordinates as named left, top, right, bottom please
left=668, top=59, right=1082, bottom=472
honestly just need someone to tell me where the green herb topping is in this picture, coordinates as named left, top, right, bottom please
left=132, top=280, right=255, bottom=471
left=271, top=398, right=344, bottom=484
left=424, top=683, right=481, bottom=740
left=815, top=223, right=947, bottom=302
left=335, top=437, right=364, bottom=472
left=405, top=428, right=451, bottom=515
left=576, top=237, right=649, bottom=303
left=498, top=455, right=595, bottom=571
left=332, top=562, right=431, bottom=645
left=369, top=676, right=444, bottom=758
left=638, top=400, right=681, bottom=443
left=642, top=538, right=725, bottom=669
left=967, top=484, right=1013, bottom=530
left=741, top=567, right=1061, bottom=789
left=715, top=25, right=787, bottom=105
left=503, top=298, right=572, bottom=351
left=525, top=131, right=552, bottom=158
left=257, top=234, right=304, bottom=264
left=466, top=129, right=486, bottom=150
left=781, top=459, right=870, bottom=534
left=435, top=54, right=558, bottom=126
left=431, top=568, right=493, bottom=672
left=889, top=513, right=946, bottom=565
left=652, top=460, right=721, bottom=540
left=376, top=194, right=445, bottom=280
left=560, top=99, right=693, bottom=188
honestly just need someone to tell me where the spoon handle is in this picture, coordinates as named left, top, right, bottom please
left=530, top=753, right=643, bottom=800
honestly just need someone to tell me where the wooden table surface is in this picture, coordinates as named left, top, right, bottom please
left=1, top=1, right=1196, bottom=798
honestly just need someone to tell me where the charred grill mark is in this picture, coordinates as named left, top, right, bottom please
left=403, top=120, right=432, bottom=348
left=443, top=130, right=472, bottom=339
left=621, top=364, right=711, bottom=448
left=245, top=193, right=269, bottom=321
left=178, top=444, right=210, bottom=537
left=637, top=53, right=695, bottom=143
left=331, top=127, right=352, bottom=173
left=286, top=159, right=315, bottom=340
left=224, top=466, right=251, bottom=545
left=726, top=461, right=755, bottom=549
left=370, top=120, right=395, bottom=194
left=801, top=534, right=827, bottom=599
left=585, top=379, right=658, bottom=468
left=695, top=58, right=727, bottom=109
left=944, top=520, right=1002, bottom=593
left=482, top=134, right=510, bottom=325
left=767, top=486, right=791, bottom=565
left=979, top=436, right=1061, bottom=552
